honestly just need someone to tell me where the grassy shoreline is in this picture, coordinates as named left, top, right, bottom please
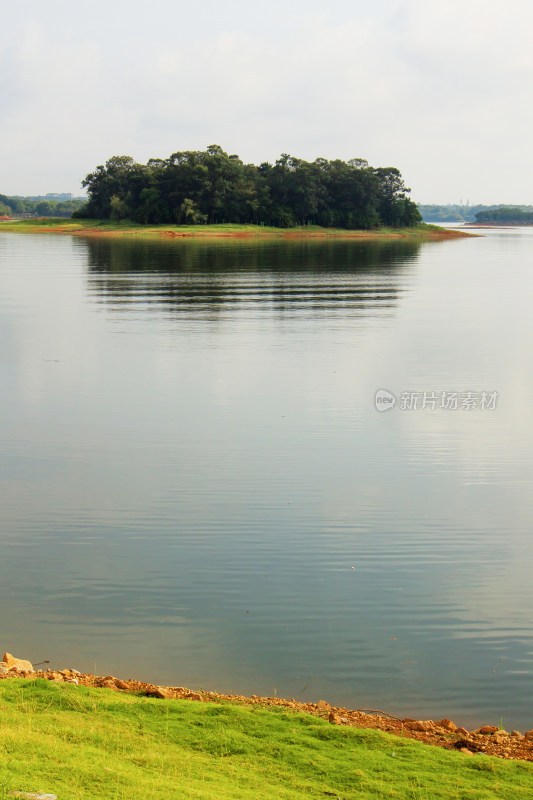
left=2, top=663, right=533, bottom=760
left=0, top=218, right=473, bottom=241
left=0, top=677, right=532, bottom=800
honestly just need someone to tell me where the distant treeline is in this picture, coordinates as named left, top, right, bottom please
left=74, top=145, right=422, bottom=229
left=0, top=193, right=86, bottom=218
left=474, top=207, right=533, bottom=224
left=418, top=204, right=533, bottom=223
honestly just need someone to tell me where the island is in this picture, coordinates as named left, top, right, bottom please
left=472, top=207, right=533, bottom=225
left=1, top=146, right=474, bottom=241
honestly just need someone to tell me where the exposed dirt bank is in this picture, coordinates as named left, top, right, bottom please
left=0, top=220, right=474, bottom=242
left=68, top=228, right=471, bottom=241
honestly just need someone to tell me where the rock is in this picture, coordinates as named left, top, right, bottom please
left=456, top=727, right=469, bottom=735
left=0, top=662, right=9, bottom=675
left=454, top=739, right=483, bottom=753
left=98, top=679, right=117, bottom=690
left=114, top=679, right=129, bottom=690
left=403, top=720, right=434, bottom=732
left=317, top=700, right=330, bottom=710
left=436, top=718, right=457, bottom=732
left=460, top=747, right=474, bottom=755
left=65, top=679, right=79, bottom=685
left=147, top=686, right=172, bottom=699
left=185, top=692, right=203, bottom=702
left=491, top=733, right=508, bottom=744
left=477, top=726, right=499, bottom=735
left=3, top=653, right=33, bottom=673
left=511, top=730, right=522, bottom=738
left=524, top=730, right=533, bottom=741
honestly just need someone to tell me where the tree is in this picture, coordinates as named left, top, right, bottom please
left=36, top=200, right=57, bottom=216
left=110, top=195, right=129, bottom=221
left=81, top=156, right=143, bottom=219
left=179, top=198, right=206, bottom=225
left=373, top=167, right=412, bottom=227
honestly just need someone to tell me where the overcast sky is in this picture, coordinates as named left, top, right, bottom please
left=1, top=0, right=532, bottom=203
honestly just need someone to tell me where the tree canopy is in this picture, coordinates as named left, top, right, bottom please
left=474, top=207, right=533, bottom=224
left=74, top=146, right=421, bottom=229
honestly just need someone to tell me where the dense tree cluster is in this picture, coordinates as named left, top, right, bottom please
left=419, top=204, right=533, bottom=223
left=74, top=145, right=421, bottom=229
left=0, top=193, right=85, bottom=218
left=475, top=207, right=533, bottom=224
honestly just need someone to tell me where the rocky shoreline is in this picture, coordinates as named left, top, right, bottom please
left=2, top=653, right=532, bottom=762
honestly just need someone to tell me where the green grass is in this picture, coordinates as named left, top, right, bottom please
left=0, top=680, right=531, bottom=800
left=0, top=218, right=455, bottom=240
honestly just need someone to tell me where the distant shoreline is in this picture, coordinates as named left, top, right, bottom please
left=0, top=218, right=474, bottom=242
left=462, top=223, right=533, bottom=229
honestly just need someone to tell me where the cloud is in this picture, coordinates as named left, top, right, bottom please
left=403, top=0, right=533, bottom=67
left=1, top=1, right=532, bottom=201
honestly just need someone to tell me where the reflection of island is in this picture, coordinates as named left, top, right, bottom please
left=82, top=237, right=422, bottom=320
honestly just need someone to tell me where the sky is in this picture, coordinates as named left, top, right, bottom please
left=1, top=0, right=532, bottom=203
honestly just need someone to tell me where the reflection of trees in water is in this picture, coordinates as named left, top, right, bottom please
left=82, top=237, right=421, bottom=318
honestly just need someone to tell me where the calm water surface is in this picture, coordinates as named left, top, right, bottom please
left=1, top=229, right=532, bottom=730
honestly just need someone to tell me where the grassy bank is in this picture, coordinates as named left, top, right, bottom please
left=0, top=218, right=471, bottom=241
left=0, top=679, right=531, bottom=800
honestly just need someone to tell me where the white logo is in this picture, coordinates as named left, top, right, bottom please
left=375, top=389, right=396, bottom=412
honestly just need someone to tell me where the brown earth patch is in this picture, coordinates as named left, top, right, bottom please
left=3, top=223, right=474, bottom=241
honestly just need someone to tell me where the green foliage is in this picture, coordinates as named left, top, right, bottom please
left=0, top=193, right=86, bottom=218
left=418, top=204, right=533, bottom=223
left=418, top=204, right=468, bottom=222
left=0, top=679, right=531, bottom=800
left=179, top=197, right=207, bottom=225
left=71, top=203, right=90, bottom=219
left=475, top=207, right=533, bottom=224
left=78, top=146, right=421, bottom=230
left=110, top=194, right=129, bottom=222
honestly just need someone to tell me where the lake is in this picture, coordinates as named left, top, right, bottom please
left=1, top=228, right=532, bottom=730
